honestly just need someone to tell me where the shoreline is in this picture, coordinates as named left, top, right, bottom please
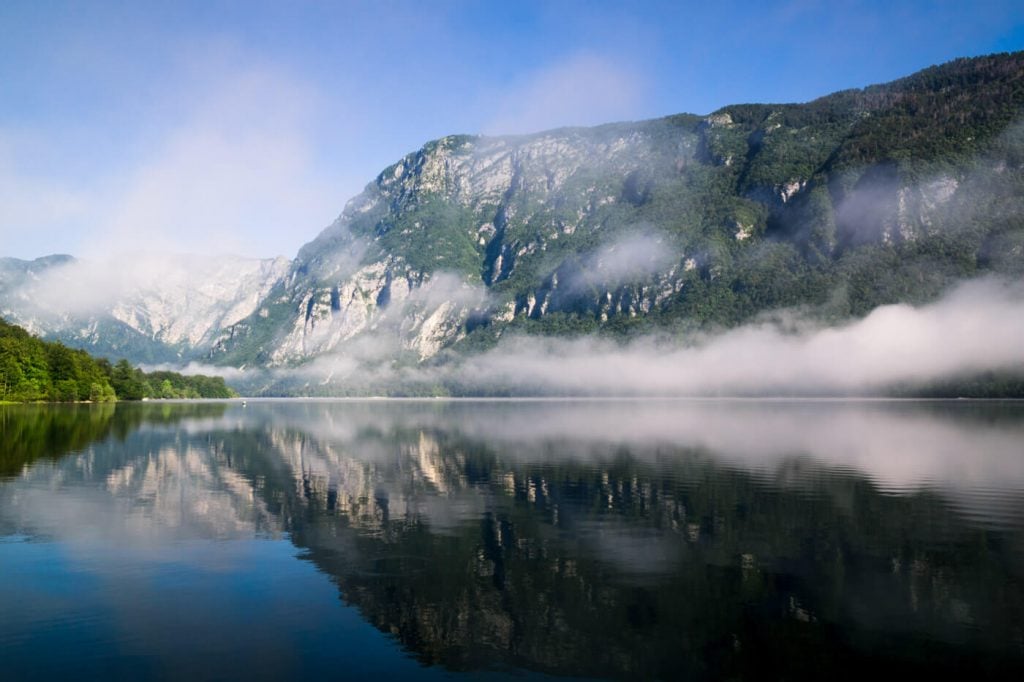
left=6, top=396, right=1024, bottom=405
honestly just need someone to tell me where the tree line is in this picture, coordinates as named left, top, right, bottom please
left=0, top=317, right=235, bottom=402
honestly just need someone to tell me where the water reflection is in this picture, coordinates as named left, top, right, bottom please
left=0, top=402, right=228, bottom=478
left=2, top=399, right=1023, bottom=679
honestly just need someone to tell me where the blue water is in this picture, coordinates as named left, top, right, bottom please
left=1, top=400, right=1023, bottom=679
left=1, top=534, right=462, bottom=680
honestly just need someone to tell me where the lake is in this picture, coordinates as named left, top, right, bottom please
left=2, top=399, right=1023, bottom=679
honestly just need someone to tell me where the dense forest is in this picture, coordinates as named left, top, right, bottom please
left=0, top=317, right=236, bottom=402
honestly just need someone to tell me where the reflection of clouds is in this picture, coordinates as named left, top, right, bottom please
left=1, top=438, right=281, bottom=552
left=512, top=401, right=1024, bottom=493
left=237, top=400, right=1024, bottom=493
left=4, top=400, right=1021, bottom=677
left=574, top=519, right=684, bottom=577
left=4, top=400, right=1024, bottom=551
left=232, top=399, right=1024, bottom=528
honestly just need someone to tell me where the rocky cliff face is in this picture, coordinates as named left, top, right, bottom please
left=4, top=53, right=1023, bottom=370
left=213, top=53, right=1024, bottom=369
left=210, top=125, right=691, bottom=366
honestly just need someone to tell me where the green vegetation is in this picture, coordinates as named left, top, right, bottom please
left=0, top=401, right=228, bottom=478
left=107, top=359, right=237, bottom=400
left=445, top=51, right=1024, bottom=339
left=369, top=195, right=483, bottom=279
left=0, top=317, right=116, bottom=402
left=0, top=317, right=236, bottom=402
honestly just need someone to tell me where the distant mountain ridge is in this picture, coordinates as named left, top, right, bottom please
left=2, top=52, right=1024, bottom=373
left=0, top=254, right=289, bottom=363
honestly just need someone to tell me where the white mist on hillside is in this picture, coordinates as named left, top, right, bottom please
left=139, top=361, right=251, bottom=381
left=6, top=253, right=289, bottom=347
left=455, top=278, right=1023, bottom=394
left=290, top=271, right=490, bottom=384
left=561, top=230, right=676, bottom=295
left=407, top=276, right=1024, bottom=396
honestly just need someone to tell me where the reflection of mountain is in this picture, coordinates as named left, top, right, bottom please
left=246, top=404, right=1024, bottom=678
left=4, top=401, right=1024, bottom=677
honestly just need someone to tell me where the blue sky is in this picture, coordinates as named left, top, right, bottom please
left=1, top=0, right=1023, bottom=260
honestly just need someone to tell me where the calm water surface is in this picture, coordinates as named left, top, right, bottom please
left=1, top=399, right=1023, bottom=680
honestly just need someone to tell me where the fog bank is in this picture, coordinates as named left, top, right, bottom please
left=432, top=277, right=1024, bottom=396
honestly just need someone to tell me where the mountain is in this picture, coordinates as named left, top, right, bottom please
left=0, top=254, right=289, bottom=363
left=3, top=52, right=1024, bottom=379
left=210, top=52, right=1024, bottom=371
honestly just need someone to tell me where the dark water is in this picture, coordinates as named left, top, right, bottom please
left=1, top=400, right=1023, bottom=680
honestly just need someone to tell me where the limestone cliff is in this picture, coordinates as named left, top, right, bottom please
left=213, top=53, right=1024, bottom=369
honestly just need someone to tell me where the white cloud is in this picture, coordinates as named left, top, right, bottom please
left=482, top=52, right=648, bottom=135
left=90, top=65, right=340, bottom=258
left=561, top=230, right=675, bottom=296
left=0, top=56, right=346, bottom=261
left=139, top=361, right=252, bottom=382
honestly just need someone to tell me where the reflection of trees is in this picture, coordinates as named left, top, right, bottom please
left=227, top=422, right=1024, bottom=679
left=0, top=403, right=228, bottom=479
